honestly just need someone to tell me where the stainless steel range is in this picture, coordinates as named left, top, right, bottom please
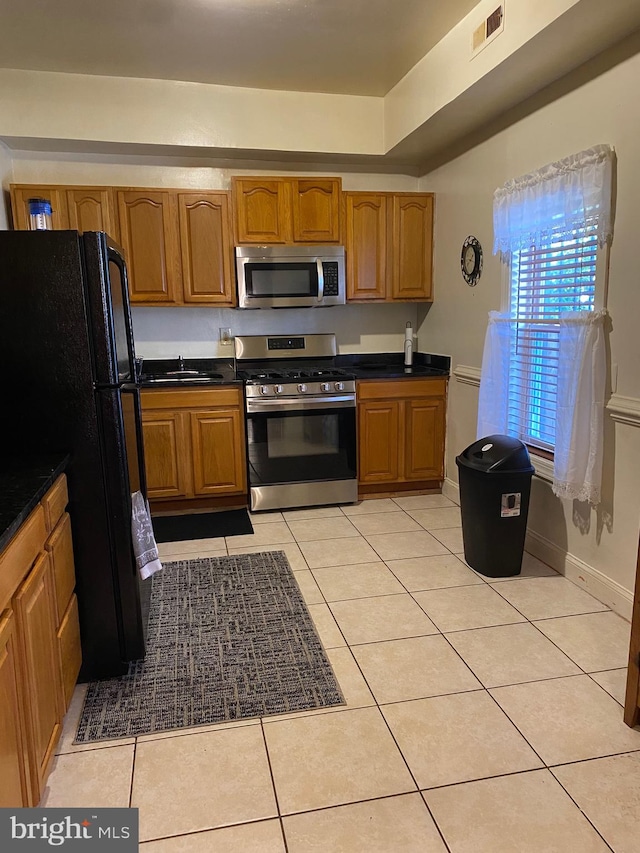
left=235, top=334, right=358, bottom=512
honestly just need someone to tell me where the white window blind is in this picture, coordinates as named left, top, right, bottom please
left=507, top=227, right=598, bottom=451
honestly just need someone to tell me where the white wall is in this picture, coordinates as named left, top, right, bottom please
left=419, top=47, right=640, bottom=616
left=0, top=141, right=13, bottom=228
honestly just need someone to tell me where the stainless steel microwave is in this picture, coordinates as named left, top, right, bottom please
left=235, top=245, right=346, bottom=308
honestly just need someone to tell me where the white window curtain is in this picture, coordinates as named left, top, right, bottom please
left=554, top=310, right=607, bottom=504
left=479, top=144, right=614, bottom=505
left=477, top=310, right=607, bottom=504
left=493, top=144, right=614, bottom=254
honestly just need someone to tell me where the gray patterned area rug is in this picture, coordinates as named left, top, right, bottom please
left=75, top=551, right=345, bottom=743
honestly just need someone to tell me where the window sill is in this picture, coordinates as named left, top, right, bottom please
left=530, top=452, right=554, bottom=483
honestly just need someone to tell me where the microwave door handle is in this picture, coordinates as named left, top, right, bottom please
left=316, top=259, right=324, bottom=304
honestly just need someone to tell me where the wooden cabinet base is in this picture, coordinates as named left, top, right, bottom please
left=358, top=482, right=443, bottom=499
left=149, top=495, right=248, bottom=514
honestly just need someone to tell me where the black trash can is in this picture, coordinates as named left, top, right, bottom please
left=456, top=435, right=534, bottom=578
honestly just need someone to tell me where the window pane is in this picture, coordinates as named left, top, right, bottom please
left=508, top=227, right=597, bottom=449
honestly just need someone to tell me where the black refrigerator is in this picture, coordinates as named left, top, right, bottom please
left=0, top=230, right=150, bottom=680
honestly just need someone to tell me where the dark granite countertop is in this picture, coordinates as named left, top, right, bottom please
left=337, top=352, right=450, bottom=380
left=139, top=353, right=450, bottom=385
left=0, top=455, right=69, bottom=552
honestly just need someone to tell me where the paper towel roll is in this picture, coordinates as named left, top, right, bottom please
left=404, top=322, right=413, bottom=366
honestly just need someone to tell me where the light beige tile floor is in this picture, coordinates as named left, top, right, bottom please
left=45, top=497, right=640, bottom=852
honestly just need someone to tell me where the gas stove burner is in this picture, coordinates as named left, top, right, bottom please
left=239, top=370, right=286, bottom=381
left=308, top=368, right=348, bottom=379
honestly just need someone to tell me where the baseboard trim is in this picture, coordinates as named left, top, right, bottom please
left=525, top=529, right=633, bottom=621
left=442, top=477, right=460, bottom=504
left=442, top=476, right=632, bottom=620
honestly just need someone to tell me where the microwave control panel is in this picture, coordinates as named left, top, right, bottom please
left=322, top=262, right=339, bottom=296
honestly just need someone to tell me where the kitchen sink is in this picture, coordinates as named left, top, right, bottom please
left=142, top=372, right=224, bottom=383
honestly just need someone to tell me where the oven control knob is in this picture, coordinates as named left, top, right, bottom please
left=321, top=382, right=331, bottom=392
left=335, top=381, right=345, bottom=392
left=274, top=385, right=284, bottom=394
left=260, top=385, right=270, bottom=395
left=298, top=383, right=308, bottom=393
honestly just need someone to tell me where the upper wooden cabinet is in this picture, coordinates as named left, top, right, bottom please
left=66, top=187, right=118, bottom=238
left=232, top=176, right=342, bottom=245
left=10, top=184, right=118, bottom=237
left=291, top=178, right=341, bottom=242
left=233, top=178, right=289, bottom=244
left=11, top=184, right=236, bottom=307
left=117, top=190, right=183, bottom=305
left=118, top=189, right=235, bottom=307
left=344, top=191, right=434, bottom=302
left=10, top=186, right=70, bottom=231
left=344, top=193, right=388, bottom=301
left=391, top=194, right=434, bottom=301
left=178, top=192, right=234, bottom=305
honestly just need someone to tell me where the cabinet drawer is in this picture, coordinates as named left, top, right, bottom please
left=0, top=505, right=47, bottom=613
left=141, top=386, right=242, bottom=410
left=45, top=513, right=76, bottom=623
left=357, top=378, right=447, bottom=401
left=57, top=594, right=81, bottom=710
left=42, top=475, right=68, bottom=533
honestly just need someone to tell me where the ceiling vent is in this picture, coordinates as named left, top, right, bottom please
left=471, top=4, right=504, bottom=58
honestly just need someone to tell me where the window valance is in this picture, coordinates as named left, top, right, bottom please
left=493, top=144, right=615, bottom=255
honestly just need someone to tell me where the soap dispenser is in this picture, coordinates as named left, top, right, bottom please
left=404, top=321, right=413, bottom=367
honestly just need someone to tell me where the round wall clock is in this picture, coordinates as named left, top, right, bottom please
left=461, top=236, right=483, bottom=286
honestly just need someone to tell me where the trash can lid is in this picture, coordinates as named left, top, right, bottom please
left=456, top=434, right=534, bottom=473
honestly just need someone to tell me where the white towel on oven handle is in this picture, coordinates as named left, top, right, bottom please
left=131, top=490, right=163, bottom=580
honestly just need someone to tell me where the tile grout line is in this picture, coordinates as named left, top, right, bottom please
left=258, top=718, right=290, bottom=853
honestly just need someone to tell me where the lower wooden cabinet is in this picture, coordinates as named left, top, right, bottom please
left=0, top=473, right=81, bottom=807
left=357, top=378, right=447, bottom=494
left=13, top=550, right=64, bottom=803
left=0, top=610, right=30, bottom=807
left=141, top=387, right=247, bottom=504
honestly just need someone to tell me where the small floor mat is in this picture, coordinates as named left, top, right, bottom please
left=152, top=508, right=253, bottom=542
left=74, top=552, right=344, bottom=742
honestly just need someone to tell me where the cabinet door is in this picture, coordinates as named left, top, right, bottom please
left=10, top=186, right=69, bottom=231
left=178, top=193, right=234, bottom=305
left=404, top=396, right=446, bottom=481
left=141, top=411, right=191, bottom=498
left=345, top=193, right=387, bottom=301
left=357, top=400, right=401, bottom=483
left=45, top=512, right=76, bottom=624
left=0, top=610, right=31, bottom=807
left=291, top=178, right=341, bottom=243
left=66, top=187, right=118, bottom=239
left=13, top=552, right=63, bottom=803
left=190, top=408, right=246, bottom=496
left=233, top=179, right=290, bottom=243
left=57, top=595, right=82, bottom=710
left=391, top=194, right=434, bottom=301
left=117, top=190, right=182, bottom=304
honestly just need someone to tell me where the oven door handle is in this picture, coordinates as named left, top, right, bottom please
left=246, top=394, right=355, bottom=413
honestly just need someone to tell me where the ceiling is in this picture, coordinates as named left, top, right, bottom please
left=0, top=0, right=478, bottom=97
